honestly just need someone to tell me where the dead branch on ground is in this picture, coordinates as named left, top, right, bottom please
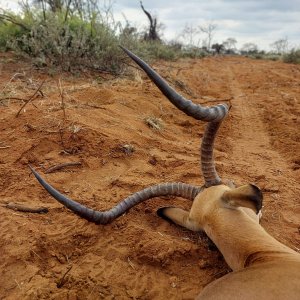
left=45, top=161, right=82, bottom=173
left=57, top=266, right=73, bottom=288
left=4, top=202, right=49, bottom=213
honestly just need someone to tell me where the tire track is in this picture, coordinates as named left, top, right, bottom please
left=223, top=59, right=299, bottom=251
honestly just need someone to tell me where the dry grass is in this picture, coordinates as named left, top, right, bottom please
left=144, top=115, right=164, bottom=130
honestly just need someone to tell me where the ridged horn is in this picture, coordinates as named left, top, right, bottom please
left=121, top=47, right=228, bottom=186
left=120, top=46, right=228, bottom=122
left=29, top=166, right=202, bottom=224
left=201, top=121, right=222, bottom=186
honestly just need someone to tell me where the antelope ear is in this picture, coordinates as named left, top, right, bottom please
left=221, top=184, right=263, bottom=214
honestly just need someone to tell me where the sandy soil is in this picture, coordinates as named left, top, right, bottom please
left=0, top=53, right=299, bottom=299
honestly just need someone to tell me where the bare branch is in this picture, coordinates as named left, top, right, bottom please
left=0, top=13, right=29, bottom=31
left=45, top=162, right=82, bottom=173
left=15, top=80, right=46, bottom=118
left=140, top=1, right=160, bottom=41
left=5, top=202, right=48, bottom=213
left=57, top=78, right=66, bottom=120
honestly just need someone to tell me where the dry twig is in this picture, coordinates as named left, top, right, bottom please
left=45, top=162, right=82, bottom=173
left=57, top=78, right=66, bottom=120
left=14, top=279, right=22, bottom=290
left=57, top=266, right=73, bottom=288
left=5, top=202, right=48, bottom=213
left=15, top=79, right=46, bottom=117
left=0, top=97, right=27, bottom=103
left=127, top=257, right=136, bottom=270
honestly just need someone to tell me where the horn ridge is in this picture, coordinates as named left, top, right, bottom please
left=30, top=165, right=202, bottom=224
left=121, top=47, right=228, bottom=186
left=120, top=46, right=228, bottom=122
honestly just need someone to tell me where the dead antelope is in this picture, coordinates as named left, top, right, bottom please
left=30, top=48, right=300, bottom=299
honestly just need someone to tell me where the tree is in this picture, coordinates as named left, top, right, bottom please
left=0, top=11, right=29, bottom=31
left=180, top=23, right=201, bottom=47
left=223, top=37, right=237, bottom=53
left=33, top=0, right=64, bottom=13
left=199, top=22, right=217, bottom=51
left=212, top=43, right=224, bottom=54
left=30, top=0, right=115, bottom=23
left=140, top=1, right=161, bottom=41
left=270, top=38, right=288, bottom=54
left=240, top=43, right=258, bottom=55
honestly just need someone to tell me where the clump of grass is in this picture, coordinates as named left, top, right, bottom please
left=144, top=116, right=164, bottom=130
left=121, top=144, right=135, bottom=155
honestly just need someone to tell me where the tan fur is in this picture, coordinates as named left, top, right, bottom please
left=160, top=184, right=300, bottom=299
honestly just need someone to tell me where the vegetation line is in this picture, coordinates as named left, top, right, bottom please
left=0, top=0, right=299, bottom=75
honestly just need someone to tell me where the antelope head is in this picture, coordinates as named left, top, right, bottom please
left=30, top=47, right=262, bottom=227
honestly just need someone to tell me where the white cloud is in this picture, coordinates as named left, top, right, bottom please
left=114, top=0, right=300, bottom=50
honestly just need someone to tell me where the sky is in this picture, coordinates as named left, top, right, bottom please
left=1, top=0, right=300, bottom=51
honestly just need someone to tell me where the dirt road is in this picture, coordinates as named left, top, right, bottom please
left=0, top=53, right=299, bottom=299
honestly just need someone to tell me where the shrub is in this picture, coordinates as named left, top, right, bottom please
left=0, top=14, right=28, bottom=50
left=182, top=45, right=209, bottom=58
left=0, top=8, right=208, bottom=73
left=283, top=49, right=300, bottom=64
left=7, top=12, right=125, bottom=72
left=264, top=54, right=281, bottom=61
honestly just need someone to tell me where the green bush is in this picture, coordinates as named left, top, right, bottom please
left=0, top=8, right=208, bottom=73
left=0, top=15, right=27, bottom=50
left=264, top=54, right=281, bottom=61
left=7, top=12, right=124, bottom=72
left=180, top=46, right=209, bottom=59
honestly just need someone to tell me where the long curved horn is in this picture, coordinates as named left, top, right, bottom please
left=29, top=166, right=202, bottom=224
left=120, top=46, right=228, bottom=122
left=121, top=47, right=228, bottom=186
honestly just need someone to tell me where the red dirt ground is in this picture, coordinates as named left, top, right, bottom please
left=0, top=53, right=299, bottom=299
